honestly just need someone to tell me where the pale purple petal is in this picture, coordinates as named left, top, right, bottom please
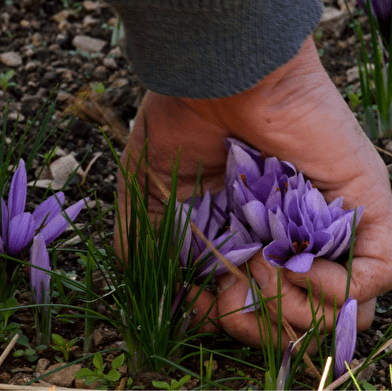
left=311, top=231, right=334, bottom=256
left=193, top=189, right=212, bottom=234
left=334, top=297, right=357, bottom=379
left=30, top=234, right=51, bottom=305
left=229, top=212, right=255, bottom=247
left=8, top=159, right=27, bottom=220
left=33, top=192, right=65, bottom=230
left=242, top=278, right=261, bottom=314
left=324, top=221, right=352, bottom=261
left=176, top=204, right=192, bottom=266
left=1, top=197, right=7, bottom=240
left=0, top=236, right=4, bottom=254
left=249, top=172, right=276, bottom=204
left=40, top=198, right=88, bottom=245
left=226, top=144, right=261, bottom=188
left=304, top=188, right=332, bottom=230
left=263, top=240, right=291, bottom=268
left=277, top=341, right=294, bottom=390
left=208, top=190, right=228, bottom=239
left=7, top=213, right=35, bottom=254
left=197, top=242, right=262, bottom=279
left=242, top=200, right=271, bottom=242
left=268, top=208, right=288, bottom=241
left=285, top=252, right=315, bottom=273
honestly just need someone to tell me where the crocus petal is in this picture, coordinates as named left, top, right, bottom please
left=311, top=231, right=334, bottom=256
left=0, top=236, right=4, bottom=254
left=242, top=278, right=261, bottom=314
left=7, top=213, right=35, bottom=254
left=334, top=297, right=357, bottom=379
left=197, top=242, right=262, bottom=279
left=229, top=212, right=255, bottom=247
left=207, top=190, right=228, bottom=240
left=40, top=198, right=88, bottom=245
left=326, top=223, right=354, bottom=261
left=277, top=341, right=294, bottom=390
left=243, top=200, right=271, bottom=242
left=193, top=189, right=212, bottom=234
left=30, top=234, right=51, bottom=305
left=8, top=159, right=27, bottom=220
left=285, top=252, right=315, bottom=273
left=176, top=205, right=192, bottom=266
left=1, top=197, right=7, bottom=239
left=33, top=192, right=65, bottom=230
left=304, top=188, right=332, bottom=230
left=268, top=207, right=288, bottom=241
left=263, top=239, right=291, bottom=268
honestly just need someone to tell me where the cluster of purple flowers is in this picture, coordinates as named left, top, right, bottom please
left=178, top=138, right=363, bottom=279
left=1, top=159, right=87, bottom=306
left=176, top=138, right=361, bottom=377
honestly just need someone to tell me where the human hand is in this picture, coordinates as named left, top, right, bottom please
left=115, top=35, right=392, bottom=348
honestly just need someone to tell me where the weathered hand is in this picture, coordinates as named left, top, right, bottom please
left=115, top=35, right=392, bottom=348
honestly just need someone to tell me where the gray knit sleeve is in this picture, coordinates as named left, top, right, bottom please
left=105, top=0, right=323, bottom=99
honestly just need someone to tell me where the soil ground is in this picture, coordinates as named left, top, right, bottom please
left=1, top=0, right=392, bottom=389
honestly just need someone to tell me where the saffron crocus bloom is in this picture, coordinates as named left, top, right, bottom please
left=1, top=159, right=35, bottom=254
left=334, top=297, right=357, bottom=379
left=0, top=159, right=88, bottom=255
left=357, top=0, right=391, bottom=47
left=30, top=234, right=51, bottom=306
left=224, top=138, right=364, bottom=273
left=177, top=189, right=262, bottom=281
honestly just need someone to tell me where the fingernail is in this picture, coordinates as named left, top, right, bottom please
left=217, top=273, right=237, bottom=294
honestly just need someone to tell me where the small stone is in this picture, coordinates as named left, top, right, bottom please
left=375, top=330, right=384, bottom=340
left=25, top=61, right=37, bottom=71
left=346, top=66, right=359, bottom=84
left=93, top=65, right=108, bottom=79
left=36, top=358, right=50, bottom=372
left=0, top=51, right=22, bottom=67
left=109, top=78, right=128, bottom=89
left=83, top=0, right=104, bottom=11
left=103, top=57, right=117, bottom=70
left=109, top=46, right=122, bottom=58
left=42, top=363, right=82, bottom=388
left=383, top=140, right=392, bottom=153
left=83, top=15, right=99, bottom=28
left=8, top=112, right=25, bottom=122
left=20, top=19, right=30, bottom=28
left=75, top=377, right=101, bottom=389
left=93, top=326, right=118, bottom=346
left=9, top=373, right=34, bottom=385
left=319, top=6, right=349, bottom=39
left=57, top=90, right=73, bottom=102
left=31, top=32, right=43, bottom=47
left=72, top=35, right=107, bottom=54
left=52, top=10, right=70, bottom=23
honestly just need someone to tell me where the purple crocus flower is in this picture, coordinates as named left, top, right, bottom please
left=334, top=296, right=357, bottom=379
left=177, top=188, right=262, bottom=281
left=224, top=139, right=364, bottom=273
left=0, top=159, right=88, bottom=255
left=357, top=0, right=391, bottom=47
left=30, top=234, right=51, bottom=306
left=1, top=159, right=35, bottom=255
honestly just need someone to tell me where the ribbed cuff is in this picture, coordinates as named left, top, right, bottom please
left=106, top=0, right=323, bottom=98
